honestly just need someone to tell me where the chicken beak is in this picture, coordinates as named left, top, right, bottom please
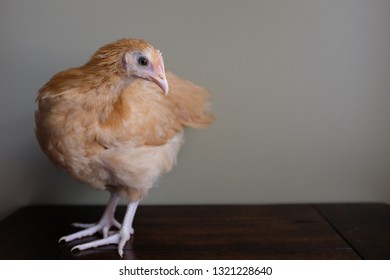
left=151, top=73, right=169, bottom=95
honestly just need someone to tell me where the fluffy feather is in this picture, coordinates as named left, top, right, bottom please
left=35, top=39, right=213, bottom=202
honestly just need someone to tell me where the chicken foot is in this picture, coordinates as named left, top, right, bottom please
left=71, top=200, right=139, bottom=257
left=59, top=191, right=121, bottom=243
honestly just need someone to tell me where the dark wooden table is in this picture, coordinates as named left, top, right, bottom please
left=0, top=204, right=389, bottom=260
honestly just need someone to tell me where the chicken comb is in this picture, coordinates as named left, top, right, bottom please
left=156, top=49, right=165, bottom=71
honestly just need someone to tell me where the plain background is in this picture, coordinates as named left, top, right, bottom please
left=1, top=0, right=389, bottom=220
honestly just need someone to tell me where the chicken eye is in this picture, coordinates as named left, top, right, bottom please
left=138, top=56, right=149, bottom=67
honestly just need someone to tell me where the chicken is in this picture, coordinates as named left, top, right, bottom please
left=35, top=38, right=214, bottom=257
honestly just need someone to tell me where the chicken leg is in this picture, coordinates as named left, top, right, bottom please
left=67, top=199, right=139, bottom=257
left=59, top=191, right=121, bottom=242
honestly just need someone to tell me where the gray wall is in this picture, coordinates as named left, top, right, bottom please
left=1, top=0, right=390, bottom=219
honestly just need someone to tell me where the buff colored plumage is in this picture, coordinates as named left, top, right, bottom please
left=35, top=38, right=213, bottom=256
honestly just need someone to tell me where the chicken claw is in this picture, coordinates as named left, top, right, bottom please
left=71, top=227, right=133, bottom=257
left=59, top=192, right=120, bottom=242
left=62, top=199, right=139, bottom=257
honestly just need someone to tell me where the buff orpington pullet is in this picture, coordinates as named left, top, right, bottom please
left=35, top=38, right=214, bottom=257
